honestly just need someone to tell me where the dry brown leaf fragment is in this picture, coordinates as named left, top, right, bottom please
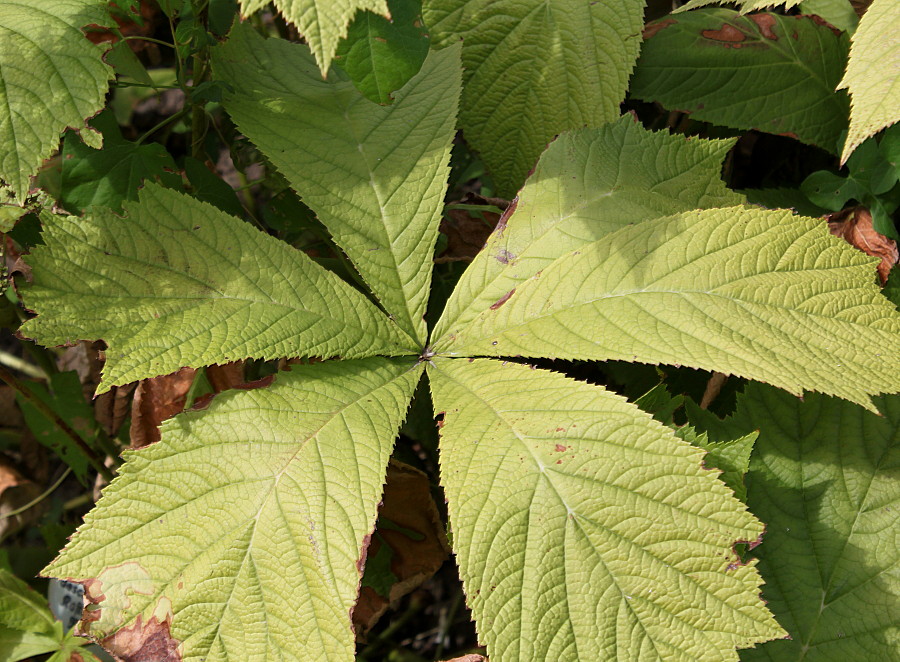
left=0, top=457, right=44, bottom=540
left=439, top=655, right=487, bottom=662
left=827, top=206, right=899, bottom=284
left=439, top=194, right=508, bottom=262
left=129, top=367, right=196, bottom=449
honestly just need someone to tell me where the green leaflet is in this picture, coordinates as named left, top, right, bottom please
left=213, top=24, right=460, bottom=343
left=334, top=0, right=430, bottom=104
left=0, top=569, right=98, bottom=662
left=434, top=205, right=900, bottom=410
left=838, top=0, right=900, bottom=163
left=20, top=185, right=415, bottom=392
left=43, top=358, right=421, bottom=662
left=0, top=0, right=113, bottom=200
left=631, top=10, right=850, bottom=154
left=433, top=117, right=743, bottom=341
left=428, top=358, right=784, bottom=662
left=732, top=384, right=900, bottom=661
left=423, top=0, right=645, bottom=196
left=239, top=0, right=389, bottom=75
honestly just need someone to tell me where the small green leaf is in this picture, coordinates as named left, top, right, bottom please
left=60, top=111, right=182, bottom=213
left=838, top=0, right=900, bottom=163
left=214, top=24, right=461, bottom=343
left=436, top=205, right=900, bottom=409
left=183, top=156, right=244, bottom=217
left=677, top=425, right=756, bottom=503
left=105, top=39, right=153, bottom=86
left=424, top=0, right=646, bottom=196
left=20, top=185, right=416, bottom=392
left=43, top=358, right=422, bottom=662
left=434, top=117, right=743, bottom=341
left=799, top=0, right=858, bottom=34
left=631, top=10, right=850, bottom=153
left=734, top=384, right=900, bottom=661
left=0, top=0, right=114, bottom=199
left=240, top=0, right=390, bottom=75
left=428, top=358, right=784, bottom=662
left=334, top=0, right=429, bottom=104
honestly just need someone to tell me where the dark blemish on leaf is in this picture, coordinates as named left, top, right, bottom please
left=490, top=289, right=516, bottom=310
left=491, top=341, right=498, bottom=346
left=642, top=18, right=676, bottom=40
left=701, top=23, right=746, bottom=46
left=496, top=249, right=516, bottom=264
left=192, top=226, right=200, bottom=230
left=555, top=427, right=564, bottom=432
left=803, top=14, right=841, bottom=36
left=750, top=14, right=778, bottom=40
left=554, top=444, right=566, bottom=452
left=374, top=36, right=388, bottom=43
left=493, top=197, right=518, bottom=235
left=102, top=614, right=182, bottom=661
left=357, top=533, right=372, bottom=575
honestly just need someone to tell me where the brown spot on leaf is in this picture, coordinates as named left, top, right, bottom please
left=701, top=23, right=746, bottom=46
left=828, top=206, right=899, bottom=284
left=494, top=197, right=517, bottom=235
left=802, top=13, right=842, bottom=36
left=554, top=444, right=567, bottom=452
left=496, top=249, right=516, bottom=264
left=749, top=13, right=778, bottom=40
left=642, top=18, right=676, bottom=40
left=490, top=289, right=516, bottom=310
left=101, top=614, right=181, bottom=661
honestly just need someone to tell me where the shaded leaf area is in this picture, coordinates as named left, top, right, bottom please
left=437, top=205, right=900, bottom=409
left=838, top=0, right=900, bottom=162
left=353, top=460, right=449, bottom=636
left=240, top=0, right=389, bottom=74
left=434, top=116, right=743, bottom=340
left=0, top=568, right=100, bottom=662
left=43, top=358, right=421, bottom=662
left=688, top=384, right=900, bottom=661
left=678, top=425, right=756, bottom=503
left=424, top=0, right=645, bottom=196
left=334, top=0, right=430, bottom=104
left=20, top=185, right=416, bottom=393
left=60, top=111, right=181, bottom=214
left=214, top=24, right=460, bottom=343
left=428, top=358, right=783, bottom=662
left=0, top=0, right=113, bottom=199
left=631, top=9, right=850, bottom=153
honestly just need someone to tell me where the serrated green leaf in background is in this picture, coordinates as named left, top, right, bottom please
left=799, top=0, right=858, bottom=34
left=436, top=205, right=900, bottom=409
left=433, top=117, right=743, bottom=341
left=838, top=0, right=900, bottom=164
left=214, top=24, right=460, bottom=343
left=0, top=568, right=96, bottom=662
left=424, top=0, right=645, bottom=196
left=730, top=384, right=899, bottom=661
left=677, top=425, right=756, bottom=503
left=20, top=184, right=415, bottom=392
left=239, top=0, right=389, bottom=75
left=428, top=358, right=784, bottom=662
left=677, top=0, right=803, bottom=12
left=60, top=111, right=182, bottom=214
left=0, top=0, right=114, bottom=200
left=43, top=358, right=421, bottom=662
left=630, top=10, right=850, bottom=154
left=334, top=0, right=429, bottom=104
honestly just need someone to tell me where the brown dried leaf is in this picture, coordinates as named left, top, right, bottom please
left=100, top=614, right=181, bottom=662
left=129, top=367, right=196, bottom=449
left=0, top=457, right=43, bottom=540
left=205, top=361, right=244, bottom=392
left=352, top=460, right=451, bottom=636
left=827, top=206, right=899, bottom=284
left=439, top=655, right=487, bottom=662
left=439, top=194, right=508, bottom=262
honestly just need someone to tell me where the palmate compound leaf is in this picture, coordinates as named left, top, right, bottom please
left=423, top=0, right=646, bottom=196
left=42, top=358, right=422, bottom=662
left=19, top=184, right=416, bottom=393
left=0, top=0, right=114, bottom=200
left=213, top=23, right=461, bottom=343
left=427, top=358, right=785, bottom=662
left=837, top=0, right=900, bottom=164
left=434, top=205, right=900, bottom=410
left=432, top=117, right=744, bottom=342
left=238, top=0, right=389, bottom=75
left=727, top=384, right=900, bottom=661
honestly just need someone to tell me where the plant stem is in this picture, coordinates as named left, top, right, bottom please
left=135, top=107, right=191, bottom=145
left=0, top=349, right=46, bottom=380
left=0, top=365, right=115, bottom=482
left=123, top=35, right=176, bottom=49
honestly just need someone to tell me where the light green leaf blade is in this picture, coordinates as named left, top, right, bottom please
left=677, top=0, right=804, bottom=12
left=20, top=184, right=416, bottom=393
left=433, top=117, right=743, bottom=342
left=838, top=0, right=900, bottom=163
left=334, top=0, right=430, bottom=104
left=213, top=24, right=460, bottom=343
left=428, top=358, right=784, bottom=662
left=239, top=0, right=389, bottom=75
left=43, top=358, right=422, bottom=662
left=0, top=568, right=73, bottom=661
left=733, top=384, right=900, bottom=661
left=423, top=0, right=646, bottom=196
left=0, top=0, right=114, bottom=199
left=631, top=10, right=850, bottom=154
left=436, top=205, right=900, bottom=409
